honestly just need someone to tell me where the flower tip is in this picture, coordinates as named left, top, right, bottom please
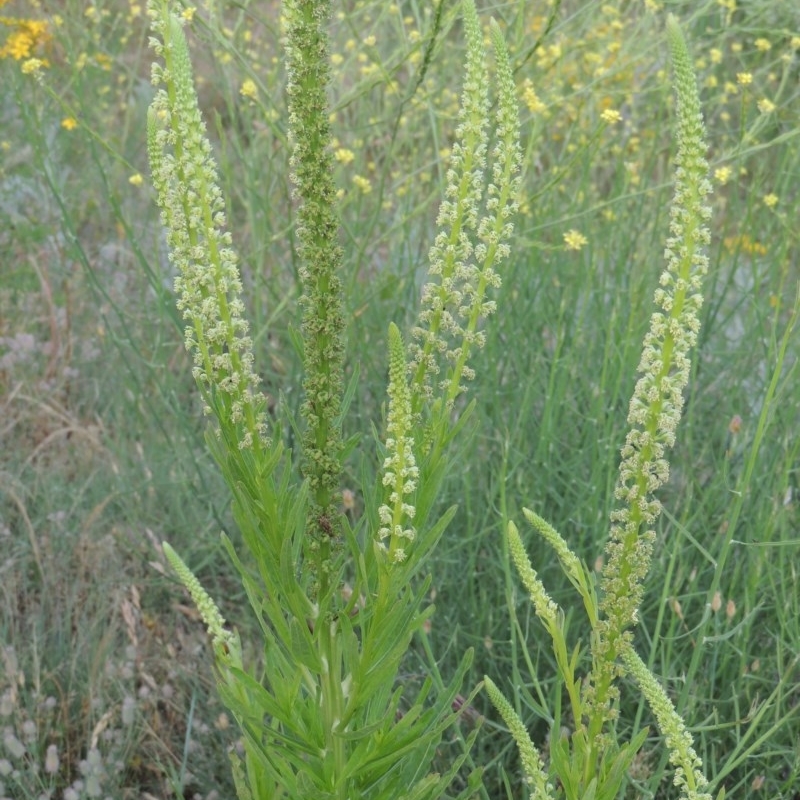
left=162, top=541, right=180, bottom=565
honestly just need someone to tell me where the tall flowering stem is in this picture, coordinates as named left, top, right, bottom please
left=588, top=9, right=712, bottom=752
left=146, top=3, right=268, bottom=454
left=409, top=3, right=521, bottom=451
left=488, top=15, right=715, bottom=800
left=283, top=0, right=346, bottom=576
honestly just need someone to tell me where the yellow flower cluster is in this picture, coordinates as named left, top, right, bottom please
left=563, top=229, right=588, bottom=251
left=0, top=16, right=50, bottom=62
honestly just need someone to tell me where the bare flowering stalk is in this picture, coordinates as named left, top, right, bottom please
left=487, top=15, right=714, bottom=800
left=146, top=1, right=268, bottom=453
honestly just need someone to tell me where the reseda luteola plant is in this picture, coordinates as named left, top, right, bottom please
left=146, top=0, right=520, bottom=796
left=485, top=16, right=717, bottom=800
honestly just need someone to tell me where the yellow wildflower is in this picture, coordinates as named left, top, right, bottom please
left=522, top=79, right=546, bottom=114
left=736, top=72, right=752, bottom=86
left=601, top=108, right=622, bottom=123
left=756, top=97, right=775, bottom=114
left=1, top=30, right=33, bottom=60
left=61, top=117, right=78, bottom=130
left=239, top=79, right=257, bottom=100
left=352, top=175, right=371, bottom=193
left=762, top=193, right=778, bottom=208
left=753, top=38, right=770, bottom=52
left=335, top=148, right=355, bottom=165
left=563, top=229, right=588, bottom=251
left=714, top=166, right=732, bottom=185
left=20, top=57, right=45, bottom=75
left=129, top=173, right=144, bottom=186
left=709, top=47, right=722, bottom=64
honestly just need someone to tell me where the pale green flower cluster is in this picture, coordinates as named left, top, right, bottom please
left=409, top=5, right=521, bottom=410
left=585, top=13, right=713, bottom=775
left=507, top=520, right=559, bottom=629
left=377, top=323, right=418, bottom=564
left=162, top=542, right=242, bottom=667
left=484, top=677, right=554, bottom=800
left=598, top=13, right=711, bottom=644
left=146, top=2, right=267, bottom=450
left=622, top=646, right=712, bottom=800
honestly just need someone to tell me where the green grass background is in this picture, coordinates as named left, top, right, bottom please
left=1, top=0, right=798, bottom=797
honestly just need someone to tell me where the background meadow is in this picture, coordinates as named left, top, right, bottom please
left=1, top=0, right=798, bottom=797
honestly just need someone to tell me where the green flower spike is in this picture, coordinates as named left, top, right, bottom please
left=506, top=520, right=559, bottom=630
left=409, top=0, right=524, bottom=416
left=621, top=644, right=711, bottom=800
left=484, top=676, right=555, bottom=800
left=588, top=10, right=713, bottom=738
left=408, top=0, right=489, bottom=406
left=162, top=542, right=241, bottom=667
left=146, top=2, right=267, bottom=453
left=377, top=323, right=419, bottom=566
left=283, top=0, right=346, bottom=554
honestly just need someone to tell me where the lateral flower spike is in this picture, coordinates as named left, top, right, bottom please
left=621, top=645, right=711, bottom=800
left=507, top=521, right=559, bottom=630
left=522, top=508, right=593, bottom=617
left=377, top=323, right=419, bottom=565
left=163, top=541, right=241, bottom=667
left=409, top=0, right=490, bottom=407
left=484, top=676, right=555, bottom=799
